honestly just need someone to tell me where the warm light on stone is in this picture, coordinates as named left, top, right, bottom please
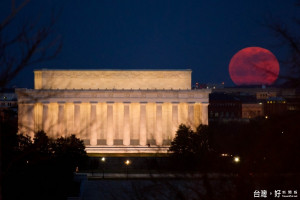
left=17, top=69, right=210, bottom=154
left=34, top=69, right=192, bottom=90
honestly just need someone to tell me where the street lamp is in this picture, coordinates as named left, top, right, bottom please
left=233, top=156, right=240, bottom=163
left=101, top=157, right=106, bottom=179
left=125, top=160, right=131, bottom=179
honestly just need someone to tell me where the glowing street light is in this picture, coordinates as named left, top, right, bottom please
left=233, top=156, right=240, bottom=163
left=125, top=160, right=130, bottom=165
left=101, top=157, right=106, bottom=179
left=125, top=160, right=131, bottom=179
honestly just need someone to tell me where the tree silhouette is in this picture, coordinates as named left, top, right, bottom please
left=52, top=134, right=87, bottom=171
left=0, top=1, right=62, bottom=198
left=169, top=124, right=214, bottom=170
left=1, top=127, right=87, bottom=199
left=169, top=124, right=194, bottom=156
left=267, top=1, right=300, bottom=87
left=0, top=0, right=62, bottom=88
left=33, top=130, right=51, bottom=155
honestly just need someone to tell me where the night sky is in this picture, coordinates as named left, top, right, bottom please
left=1, top=0, right=299, bottom=88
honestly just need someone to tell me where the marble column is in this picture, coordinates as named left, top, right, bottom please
left=42, top=102, right=50, bottom=133
left=18, top=102, right=26, bottom=134
left=139, top=102, right=147, bottom=146
left=34, top=103, right=43, bottom=132
left=90, top=102, right=97, bottom=146
left=202, top=102, right=209, bottom=125
left=107, top=102, right=114, bottom=146
left=65, top=103, right=74, bottom=136
left=74, top=101, right=81, bottom=136
left=188, top=102, right=195, bottom=129
left=27, top=103, right=35, bottom=139
left=156, top=102, right=163, bottom=146
left=123, top=102, right=130, bottom=146
left=58, top=102, right=65, bottom=137
left=172, top=102, right=179, bottom=139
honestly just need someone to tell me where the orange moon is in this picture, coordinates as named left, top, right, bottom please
left=229, top=47, right=280, bottom=85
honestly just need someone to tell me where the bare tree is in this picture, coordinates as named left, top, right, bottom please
left=0, top=1, right=62, bottom=199
left=267, top=0, right=300, bottom=87
left=0, top=0, right=62, bottom=88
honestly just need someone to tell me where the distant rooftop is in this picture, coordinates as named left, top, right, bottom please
left=209, top=92, right=257, bottom=103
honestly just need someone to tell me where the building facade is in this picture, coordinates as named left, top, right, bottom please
left=209, top=87, right=299, bottom=122
left=0, top=88, right=18, bottom=122
left=17, top=70, right=210, bottom=154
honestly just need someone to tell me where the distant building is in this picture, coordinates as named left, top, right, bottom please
left=264, top=97, right=287, bottom=116
left=286, top=95, right=300, bottom=111
left=213, top=87, right=296, bottom=97
left=208, top=86, right=299, bottom=122
left=208, top=93, right=242, bottom=122
left=256, top=91, right=277, bottom=100
left=242, top=103, right=264, bottom=119
left=0, top=88, right=18, bottom=122
left=193, top=82, right=225, bottom=90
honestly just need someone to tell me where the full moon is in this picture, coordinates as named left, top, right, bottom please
left=229, top=47, right=280, bottom=85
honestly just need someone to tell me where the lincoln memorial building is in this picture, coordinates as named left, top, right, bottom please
left=16, top=69, right=210, bottom=154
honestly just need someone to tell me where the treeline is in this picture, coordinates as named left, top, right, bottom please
left=169, top=110, right=300, bottom=173
left=1, top=122, right=87, bottom=200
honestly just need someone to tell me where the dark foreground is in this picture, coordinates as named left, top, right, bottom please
left=74, top=173, right=300, bottom=200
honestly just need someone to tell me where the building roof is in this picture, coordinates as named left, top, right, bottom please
left=209, top=92, right=257, bottom=103
left=34, top=69, right=192, bottom=90
left=34, top=69, right=192, bottom=72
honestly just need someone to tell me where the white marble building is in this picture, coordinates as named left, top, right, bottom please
left=17, top=69, right=210, bottom=154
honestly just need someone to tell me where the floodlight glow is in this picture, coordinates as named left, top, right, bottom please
left=234, top=156, right=240, bottom=163
left=125, top=160, right=131, bottom=165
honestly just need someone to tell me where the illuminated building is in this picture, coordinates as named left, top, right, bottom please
left=264, top=97, right=287, bottom=116
left=16, top=69, right=210, bottom=154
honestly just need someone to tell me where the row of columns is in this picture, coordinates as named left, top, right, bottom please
left=93, top=102, right=174, bottom=146
left=20, top=101, right=209, bottom=146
